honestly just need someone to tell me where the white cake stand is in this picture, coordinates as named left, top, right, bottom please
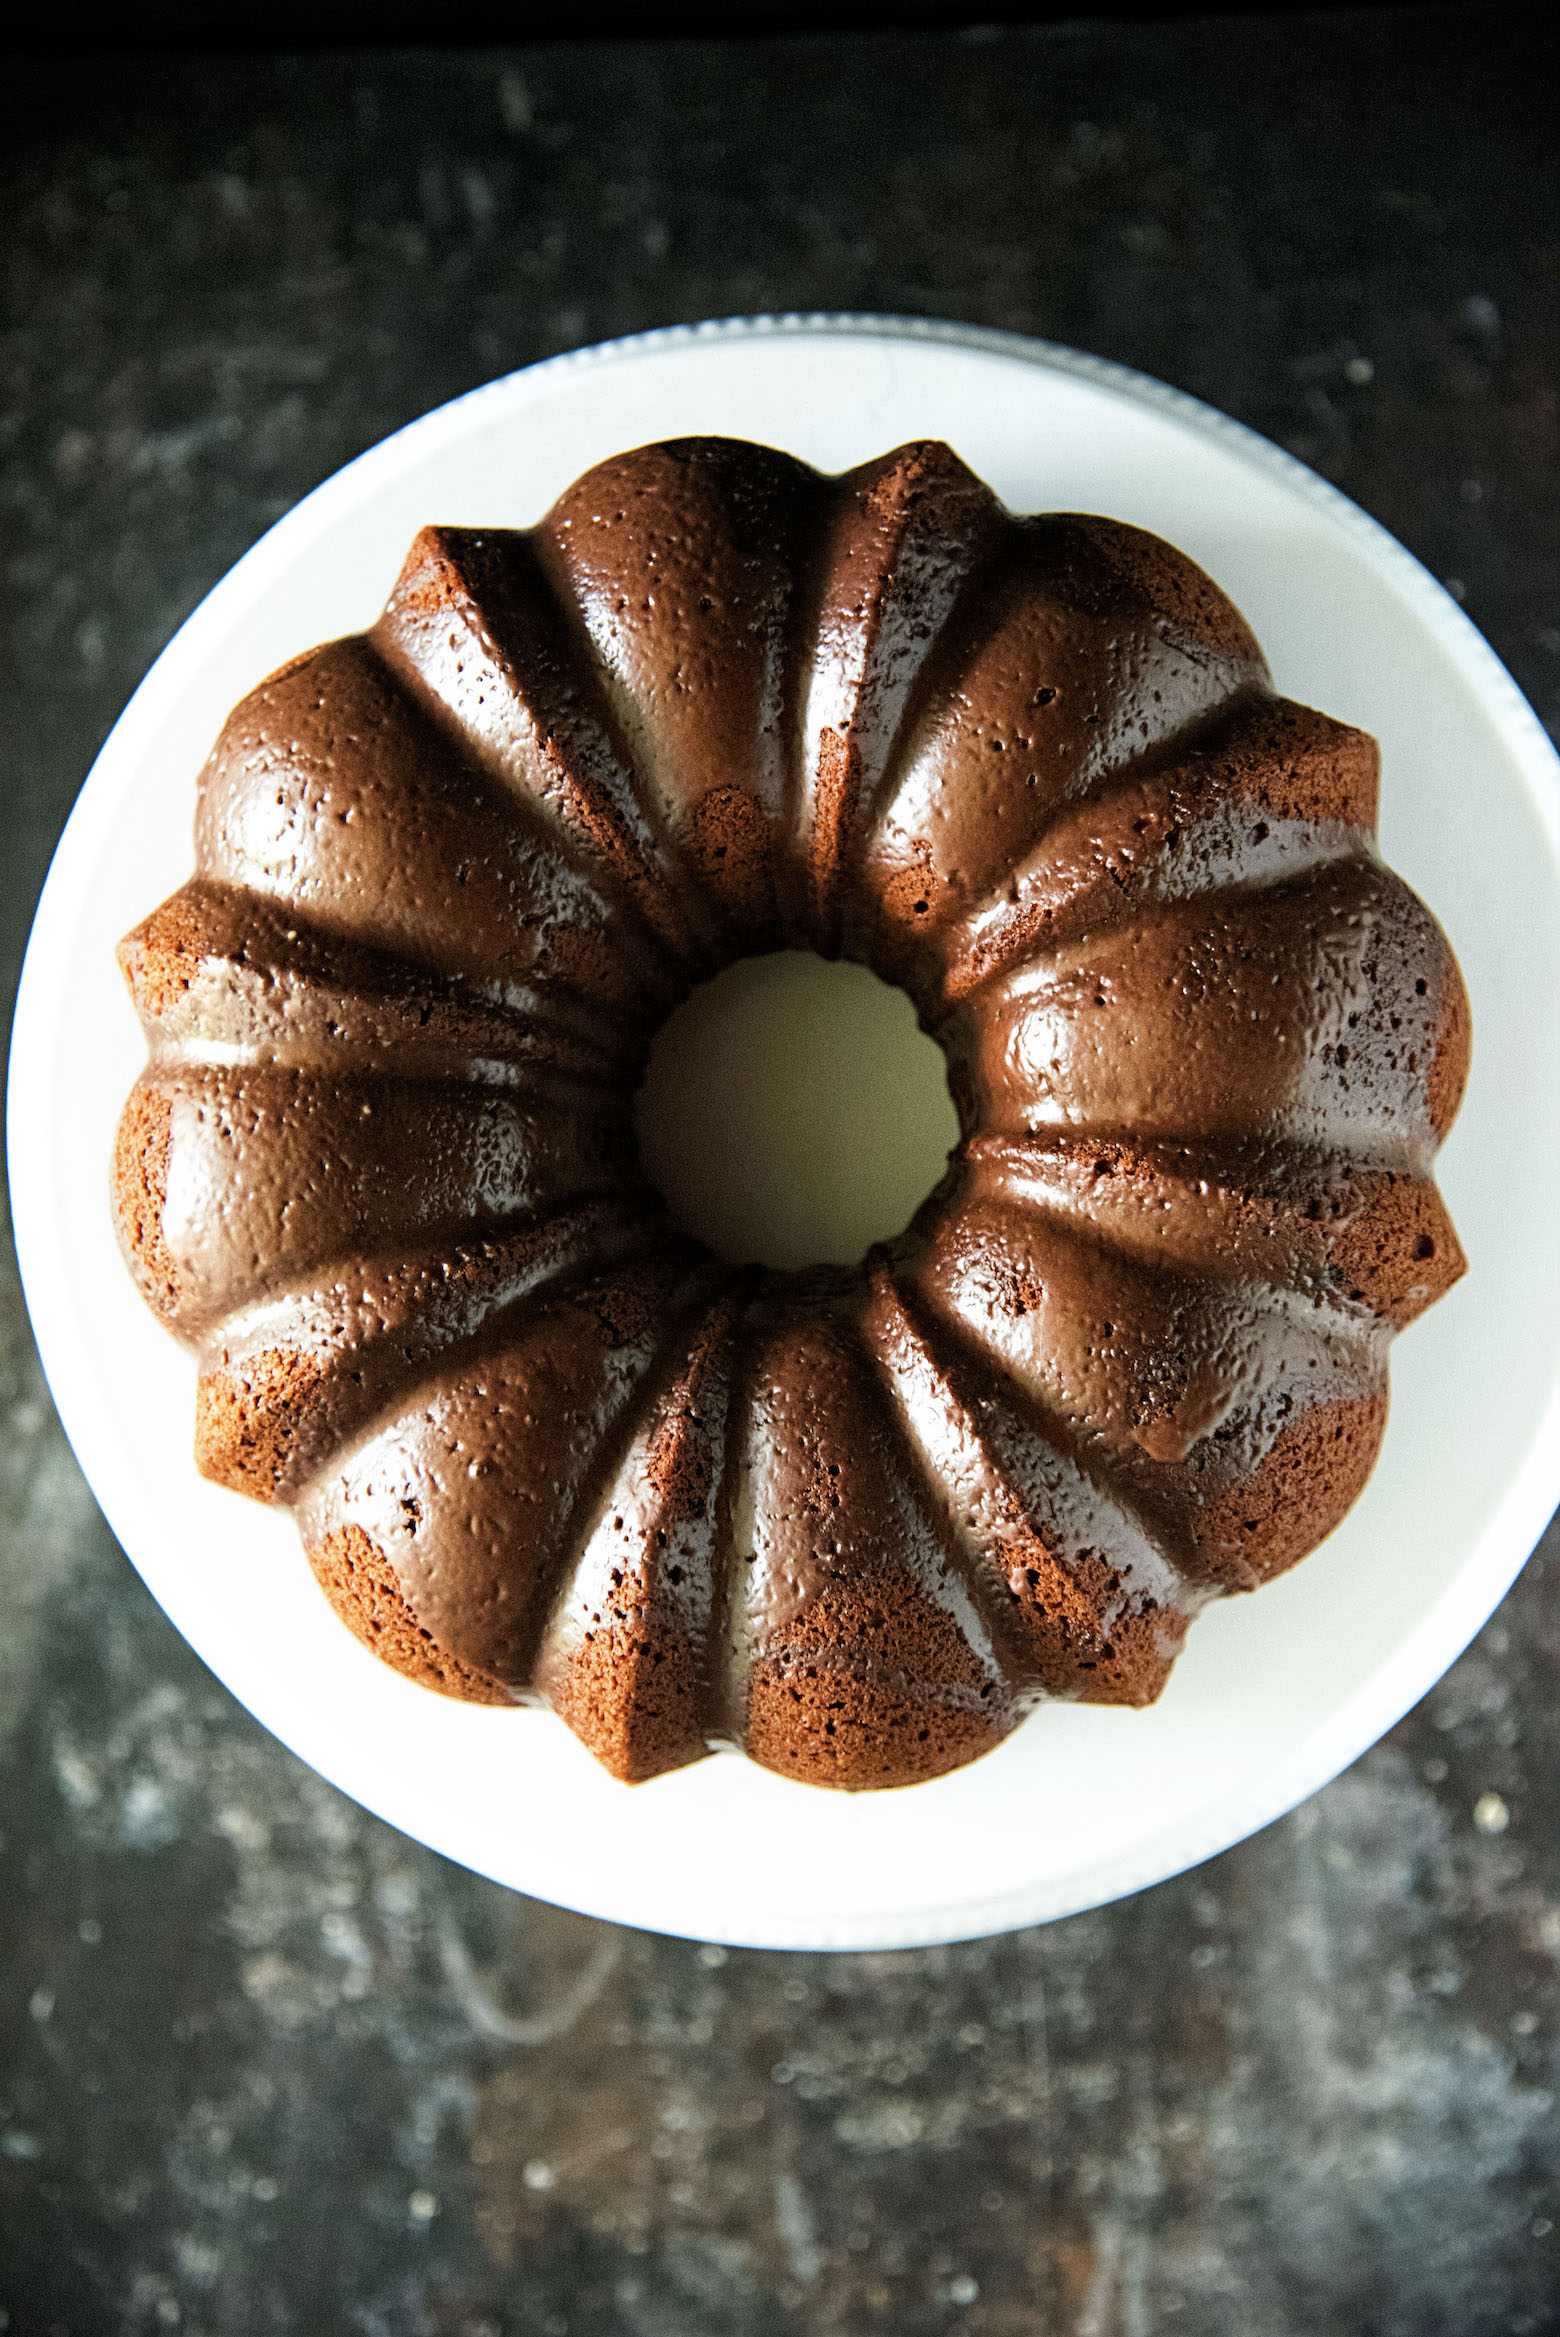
left=11, top=317, right=1560, bottom=1949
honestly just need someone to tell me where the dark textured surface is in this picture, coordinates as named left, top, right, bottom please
left=2, top=7, right=1558, bottom=2330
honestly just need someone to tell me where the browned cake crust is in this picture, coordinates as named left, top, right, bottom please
left=745, top=1591, right=1003, bottom=1789
left=1176, top=1392, right=1391, bottom=1589
left=112, top=434, right=1470, bottom=1791
left=309, top=1525, right=513, bottom=1706
left=112, top=1085, right=180, bottom=1321
left=196, top=1345, right=331, bottom=1501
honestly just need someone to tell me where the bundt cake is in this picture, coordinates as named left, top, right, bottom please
left=112, top=435, right=1470, bottom=1790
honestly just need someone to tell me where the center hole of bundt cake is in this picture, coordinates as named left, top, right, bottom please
left=633, top=952, right=960, bottom=1272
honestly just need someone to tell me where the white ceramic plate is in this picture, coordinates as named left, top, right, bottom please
left=11, top=316, right=1560, bottom=1950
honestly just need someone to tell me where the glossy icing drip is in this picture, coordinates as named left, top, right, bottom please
left=113, top=436, right=1470, bottom=1789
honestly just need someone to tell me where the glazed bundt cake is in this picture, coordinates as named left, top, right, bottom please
left=113, top=435, right=1470, bottom=1790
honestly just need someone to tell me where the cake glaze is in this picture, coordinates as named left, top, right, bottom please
left=113, top=436, right=1470, bottom=1790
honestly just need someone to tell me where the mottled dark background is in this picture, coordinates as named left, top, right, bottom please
left=3, top=7, right=1559, bottom=2332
